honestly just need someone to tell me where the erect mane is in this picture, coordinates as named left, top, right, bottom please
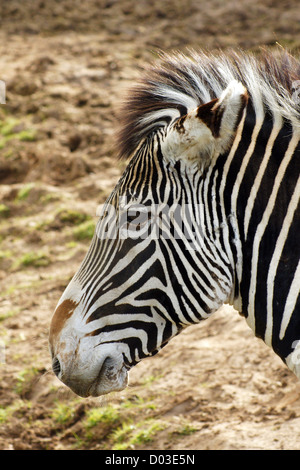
left=116, top=49, right=300, bottom=161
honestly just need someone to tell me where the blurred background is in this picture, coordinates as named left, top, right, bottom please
left=0, top=0, right=300, bottom=450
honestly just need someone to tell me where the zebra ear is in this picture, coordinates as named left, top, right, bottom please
left=161, top=80, right=248, bottom=166
left=198, top=80, right=249, bottom=153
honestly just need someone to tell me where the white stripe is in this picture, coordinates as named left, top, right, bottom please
left=103, top=327, right=149, bottom=355
left=155, top=85, right=198, bottom=111
left=230, top=110, right=264, bottom=288
left=205, top=169, right=232, bottom=277
left=247, top=128, right=300, bottom=332
left=280, top=259, right=300, bottom=340
left=244, top=114, right=283, bottom=238
left=265, top=174, right=300, bottom=345
left=219, top=108, right=247, bottom=277
left=88, top=313, right=155, bottom=331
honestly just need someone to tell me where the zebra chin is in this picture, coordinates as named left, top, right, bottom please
left=56, top=359, right=129, bottom=398
left=90, top=356, right=129, bottom=397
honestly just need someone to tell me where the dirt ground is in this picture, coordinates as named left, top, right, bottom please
left=1, top=0, right=300, bottom=451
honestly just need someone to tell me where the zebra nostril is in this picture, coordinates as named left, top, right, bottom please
left=52, top=357, right=61, bottom=377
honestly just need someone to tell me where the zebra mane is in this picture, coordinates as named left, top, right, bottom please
left=117, top=48, right=300, bottom=160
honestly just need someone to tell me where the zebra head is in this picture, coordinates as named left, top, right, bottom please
left=49, top=77, right=248, bottom=397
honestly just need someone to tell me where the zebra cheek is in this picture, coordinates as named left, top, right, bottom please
left=161, top=112, right=215, bottom=165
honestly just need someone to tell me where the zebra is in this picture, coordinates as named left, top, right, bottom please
left=49, top=49, right=300, bottom=398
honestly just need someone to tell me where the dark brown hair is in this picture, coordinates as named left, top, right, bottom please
left=116, top=49, right=300, bottom=161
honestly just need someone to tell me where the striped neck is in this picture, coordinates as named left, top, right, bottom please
left=222, top=103, right=300, bottom=361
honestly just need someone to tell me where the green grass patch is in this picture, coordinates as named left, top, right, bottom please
left=174, top=422, right=199, bottom=436
left=0, top=204, right=10, bottom=218
left=51, top=401, right=77, bottom=425
left=110, top=422, right=135, bottom=447
left=73, top=220, right=95, bottom=241
left=130, top=420, right=165, bottom=445
left=0, top=407, right=9, bottom=424
left=0, top=400, right=32, bottom=424
left=16, top=129, right=37, bottom=142
left=121, top=395, right=157, bottom=411
left=0, top=117, right=37, bottom=148
left=65, top=241, right=78, bottom=249
left=13, top=251, right=51, bottom=269
left=85, top=405, right=120, bottom=429
left=0, top=249, right=12, bottom=261
left=112, top=419, right=166, bottom=450
left=15, top=183, right=34, bottom=202
left=15, top=367, right=40, bottom=397
left=142, top=374, right=164, bottom=385
left=82, top=404, right=122, bottom=444
left=0, top=308, right=20, bottom=322
left=39, top=193, right=60, bottom=205
left=57, top=209, right=91, bottom=226
left=0, top=117, right=21, bottom=136
left=80, top=400, right=165, bottom=450
left=3, top=148, right=14, bottom=159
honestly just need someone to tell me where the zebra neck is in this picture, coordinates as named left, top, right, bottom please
left=222, top=106, right=300, bottom=362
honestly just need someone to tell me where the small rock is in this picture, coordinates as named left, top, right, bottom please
left=68, top=134, right=82, bottom=152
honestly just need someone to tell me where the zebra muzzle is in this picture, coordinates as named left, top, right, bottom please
left=51, top=347, right=129, bottom=397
